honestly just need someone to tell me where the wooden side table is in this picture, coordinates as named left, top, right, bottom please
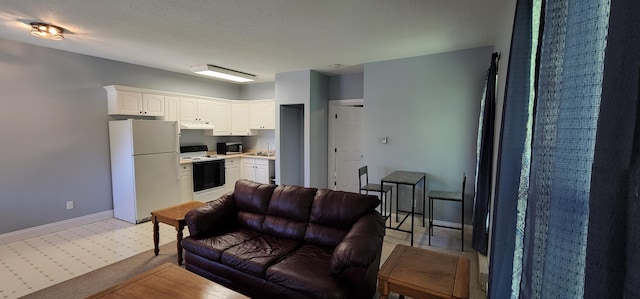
left=150, top=201, right=205, bottom=265
left=378, top=244, right=470, bottom=299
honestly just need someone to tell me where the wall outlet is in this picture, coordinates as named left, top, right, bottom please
left=66, top=201, right=74, bottom=210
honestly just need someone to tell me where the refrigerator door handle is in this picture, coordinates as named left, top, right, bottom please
left=176, top=155, right=181, bottom=182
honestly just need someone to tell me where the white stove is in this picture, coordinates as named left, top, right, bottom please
left=180, top=145, right=226, bottom=192
left=179, top=145, right=224, bottom=162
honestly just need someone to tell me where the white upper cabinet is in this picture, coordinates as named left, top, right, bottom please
left=198, top=100, right=214, bottom=122
left=180, top=98, right=213, bottom=122
left=159, top=96, right=180, bottom=133
left=249, top=100, right=275, bottom=130
left=205, top=100, right=253, bottom=137
left=114, top=91, right=141, bottom=115
left=231, top=102, right=252, bottom=136
left=105, top=86, right=165, bottom=116
left=180, top=98, right=198, bottom=121
left=210, top=100, right=232, bottom=136
left=161, top=96, right=180, bottom=122
left=104, top=86, right=271, bottom=136
left=141, top=94, right=165, bottom=116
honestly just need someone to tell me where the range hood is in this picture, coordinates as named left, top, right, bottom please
left=180, top=122, right=215, bottom=130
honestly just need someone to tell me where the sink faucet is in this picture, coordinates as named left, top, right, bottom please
left=266, top=143, right=270, bottom=156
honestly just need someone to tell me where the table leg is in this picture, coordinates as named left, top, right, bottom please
left=429, top=197, right=433, bottom=245
left=411, top=185, right=415, bottom=247
left=395, top=183, right=399, bottom=222
left=152, top=216, right=159, bottom=256
left=177, top=224, right=184, bottom=265
left=378, top=279, right=389, bottom=299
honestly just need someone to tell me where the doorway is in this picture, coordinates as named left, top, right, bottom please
left=328, top=99, right=364, bottom=192
left=280, top=104, right=304, bottom=186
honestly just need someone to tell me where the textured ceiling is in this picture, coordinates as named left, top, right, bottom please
left=0, top=0, right=508, bottom=83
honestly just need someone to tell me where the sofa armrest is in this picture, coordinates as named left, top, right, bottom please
left=330, top=211, right=385, bottom=275
left=184, top=193, right=237, bottom=237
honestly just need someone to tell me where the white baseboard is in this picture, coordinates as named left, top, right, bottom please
left=0, top=210, right=114, bottom=245
left=478, top=252, right=489, bottom=291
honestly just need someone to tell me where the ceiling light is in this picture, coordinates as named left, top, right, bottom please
left=30, top=22, right=64, bottom=40
left=190, top=65, right=256, bottom=82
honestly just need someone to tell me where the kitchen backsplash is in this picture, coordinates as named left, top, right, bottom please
left=179, top=129, right=275, bottom=153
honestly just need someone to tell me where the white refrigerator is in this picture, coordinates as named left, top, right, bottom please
left=109, top=119, right=181, bottom=223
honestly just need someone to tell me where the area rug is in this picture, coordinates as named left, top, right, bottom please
left=20, top=241, right=179, bottom=299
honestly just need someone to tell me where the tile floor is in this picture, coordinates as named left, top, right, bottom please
left=0, top=218, right=176, bottom=299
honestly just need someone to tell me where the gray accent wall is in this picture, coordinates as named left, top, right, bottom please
left=363, top=46, right=493, bottom=224
left=275, top=70, right=329, bottom=188
left=240, top=82, right=275, bottom=100
left=0, top=38, right=240, bottom=234
left=1, top=36, right=496, bottom=234
left=329, top=72, right=364, bottom=100
left=309, top=71, right=329, bottom=188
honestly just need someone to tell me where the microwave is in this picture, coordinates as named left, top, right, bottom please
left=217, top=142, right=243, bottom=155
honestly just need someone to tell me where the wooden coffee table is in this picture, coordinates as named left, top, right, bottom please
left=87, top=263, right=249, bottom=298
left=151, top=201, right=205, bottom=265
left=378, top=244, right=470, bottom=299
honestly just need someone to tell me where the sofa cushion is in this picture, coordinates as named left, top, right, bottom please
left=266, top=244, right=350, bottom=299
left=181, top=228, right=260, bottom=262
left=184, top=194, right=237, bottom=237
left=262, top=184, right=316, bottom=240
left=305, top=189, right=379, bottom=247
left=221, top=234, right=300, bottom=277
left=330, top=212, right=385, bottom=274
left=234, top=179, right=277, bottom=231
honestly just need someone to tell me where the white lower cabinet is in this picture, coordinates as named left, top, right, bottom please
left=225, top=158, right=241, bottom=192
left=180, top=163, right=193, bottom=202
left=241, top=158, right=272, bottom=184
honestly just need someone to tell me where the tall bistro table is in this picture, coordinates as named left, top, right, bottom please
left=381, top=171, right=426, bottom=247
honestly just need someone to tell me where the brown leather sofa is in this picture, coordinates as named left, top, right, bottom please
left=181, top=179, right=385, bottom=299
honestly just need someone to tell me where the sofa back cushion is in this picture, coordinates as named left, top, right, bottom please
left=305, top=189, right=379, bottom=248
left=262, top=184, right=317, bottom=240
left=234, top=179, right=277, bottom=232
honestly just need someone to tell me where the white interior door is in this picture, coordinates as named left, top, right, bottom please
left=331, top=104, right=363, bottom=193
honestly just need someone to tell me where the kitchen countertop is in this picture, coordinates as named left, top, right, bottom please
left=180, top=153, right=275, bottom=165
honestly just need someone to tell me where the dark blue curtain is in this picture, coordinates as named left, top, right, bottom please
left=485, top=0, right=640, bottom=297
left=488, top=0, right=538, bottom=297
left=584, top=1, right=640, bottom=298
left=472, top=53, right=499, bottom=255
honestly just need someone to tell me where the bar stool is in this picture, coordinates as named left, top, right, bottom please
left=426, top=174, right=466, bottom=251
left=359, top=166, right=393, bottom=219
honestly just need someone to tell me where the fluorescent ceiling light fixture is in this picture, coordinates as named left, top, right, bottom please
left=30, top=22, right=64, bottom=40
left=190, top=65, right=256, bottom=82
